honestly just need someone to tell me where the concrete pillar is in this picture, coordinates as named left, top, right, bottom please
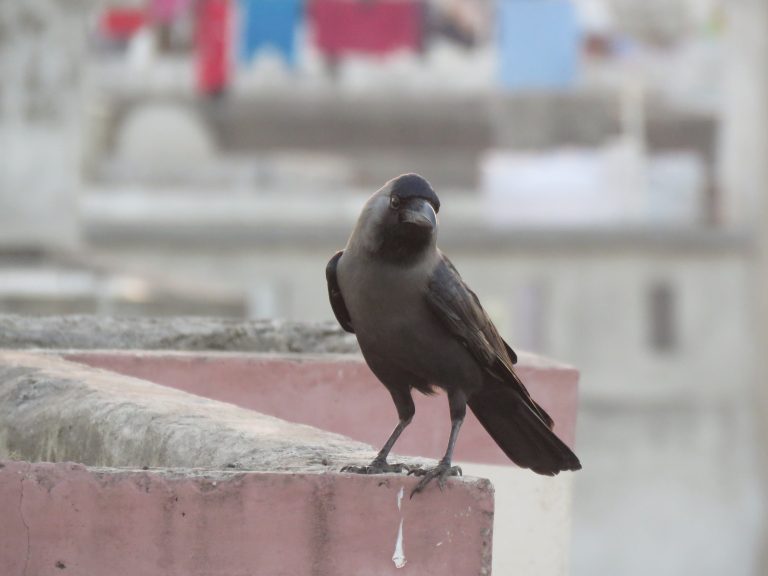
left=0, top=0, right=92, bottom=248
left=720, top=0, right=768, bottom=571
left=718, top=0, right=768, bottom=226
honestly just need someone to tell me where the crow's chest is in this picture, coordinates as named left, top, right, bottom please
left=342, top=261, right=422, bottom=323
left=337, top=253, right=481, bottom=388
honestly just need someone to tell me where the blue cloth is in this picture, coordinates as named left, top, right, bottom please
left=497, top=0, right=580, bottom=90
left=238, top=0, right=303, bottom=67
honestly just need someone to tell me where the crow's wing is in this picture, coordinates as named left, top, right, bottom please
left=326, top=251, right=354, bottom=333
left=425, top=254, right=553, bottom=428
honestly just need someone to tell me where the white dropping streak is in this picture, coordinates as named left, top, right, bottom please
left=392, top=487, right=407, bottom=568
left=393, top=520, right=406, bottom=568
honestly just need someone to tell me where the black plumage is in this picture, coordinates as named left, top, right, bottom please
left=326, top=251, right=354, bottom=334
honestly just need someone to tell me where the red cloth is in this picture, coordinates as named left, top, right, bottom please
left=99, top=8, right=147, bottom=40
left=195, top=0, right=231, bottom=95
left=309, top=0, right=423, bottom=57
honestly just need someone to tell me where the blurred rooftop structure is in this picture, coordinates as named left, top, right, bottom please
left=0, top=0, right=765, bottom=575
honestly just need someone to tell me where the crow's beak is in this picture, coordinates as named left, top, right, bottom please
left=398, top=198, right=436, bottom=230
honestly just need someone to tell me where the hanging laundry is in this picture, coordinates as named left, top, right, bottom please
left=148, top=0, right=192, bottom=24
left=497, top=0, right=580, bottom=90
left=99, top=8, right=147, bottom=41
left=426, top=0, right=493, bottom=49
left=308, top=0, right=424, bottom=58
left=238, top=0, right=303, bottom=67
left=195, top=0, right=232, bottom=96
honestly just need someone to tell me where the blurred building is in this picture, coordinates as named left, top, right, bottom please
left=0, top=0, right=763, bottom=575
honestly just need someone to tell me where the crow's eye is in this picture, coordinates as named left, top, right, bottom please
left=390, top=196, right=402, bottom=210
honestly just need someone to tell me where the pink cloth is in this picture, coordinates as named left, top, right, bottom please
left=309, top=0, right=424, bottom=57
left=148, top=0, right=191, bottom=24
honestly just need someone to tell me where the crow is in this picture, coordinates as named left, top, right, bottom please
left=327, top=174, right=581, bottom=495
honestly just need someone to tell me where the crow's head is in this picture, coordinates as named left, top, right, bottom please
left=357, top=174, right=439, bottom=263
left=388, top=173, right=441, bottom=215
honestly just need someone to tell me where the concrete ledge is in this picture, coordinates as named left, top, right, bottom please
left=0, top=316, right=580, bottom=575
left=0, top=314, right=579, bottom=465
left=65, top=350, right=579, bottom=465
left=0, top=315, right=357, bottom=354
left=0, top=351, right=381, bottom=471
left=1, top=461, right=493, bottom=576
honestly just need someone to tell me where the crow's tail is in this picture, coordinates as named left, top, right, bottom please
left=468, top=380, right=581, bottom=475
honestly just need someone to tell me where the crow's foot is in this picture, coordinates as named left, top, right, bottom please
left=341, top=459, right=414, bottom=475
left=409, top=461, right=462, bottom=497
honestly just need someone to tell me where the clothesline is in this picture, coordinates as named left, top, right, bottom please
left=98, top=0, right=580, bottom=96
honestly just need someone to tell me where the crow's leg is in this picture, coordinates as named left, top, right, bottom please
left=410, top=390, right=465, bottom=496
left=342, top=388, right=416, bottom=475
left=342, top=417, right=414, bottom=474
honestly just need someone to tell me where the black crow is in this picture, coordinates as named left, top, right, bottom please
left=327, top=174, right=581, bottom=495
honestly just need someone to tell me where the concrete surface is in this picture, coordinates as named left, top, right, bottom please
left=0, top=315, right=357, bottom=354
left=65, top=350, right=579, bottom=465
left=0, top=460, right=494, bottom=576
left=0, top=318, right=582, bottom=576
left=0, top=351, right=380, bottom=471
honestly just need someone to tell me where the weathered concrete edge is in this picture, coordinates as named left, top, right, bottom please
left=0, top=350, right=501, bottom=489
left=0, top=315, right=580, bottom=373
left=0, top=460, right=494, bottom=576
left=54, top=348, right=579, bottom=375
left=0, top=459, right=494, bottom=493
left=0, top=350, right=420, bottom=473
left=0, top=315, right=359, bottom=353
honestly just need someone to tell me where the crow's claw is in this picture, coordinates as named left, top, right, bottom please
left=409, top=462, right=462, bottom=497
left=341, top=460, right=414, bottom=475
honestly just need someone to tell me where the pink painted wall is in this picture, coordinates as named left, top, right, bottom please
left=0, top=460, right=493, bottom=576
left=67, top=351, right=579, bottom=466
